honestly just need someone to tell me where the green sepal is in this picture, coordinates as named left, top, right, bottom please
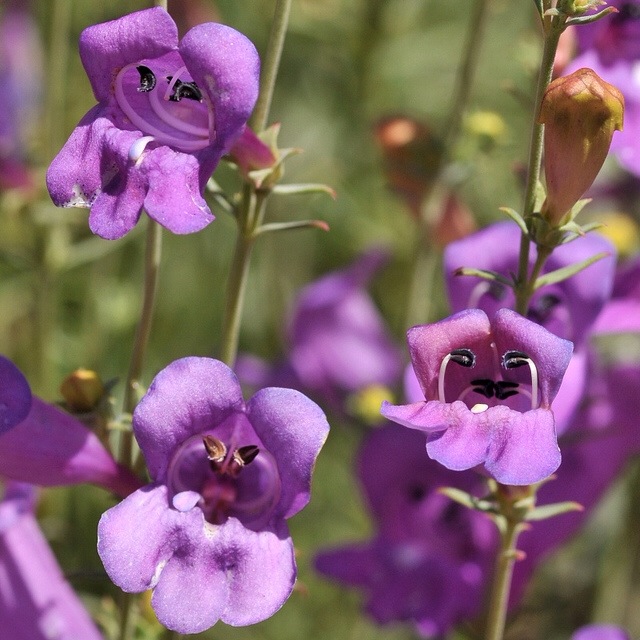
left=534, top=251, right=610, bottom=289
left=453, top=267, right=513, bottom=289
left=438, top=487, right=498, bottom=514
left=525, top=500, right=584, bottom=521
left=272, top=183, right=337, bottom=199
left=499, top=207, right=529, bottom=235
left=253, top=219, right=330, bottom=237
left=560, top=220, right=605, bottom=243
left=248, top=147, right=302, bottom=190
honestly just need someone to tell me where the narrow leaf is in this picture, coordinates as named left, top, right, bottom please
left=534, top=251, right=610, bottom=289
left=566, top=6, right=618, bottom=26
left=525, top=501, right=584, bottom=521
left=454, top=267, right=513, bottom=288
left=254, top=220, right=330, bottom=237
left=272, top=183, right=337, bottom=199
left=499, top=207, right=529, bottom=234
left=438, top=487, right=497, bottom=513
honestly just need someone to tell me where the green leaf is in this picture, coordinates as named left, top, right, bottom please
left=254, top=220, right=330, bottom=237
left=525, top=501, right=584, bottom=521
left=566, top=6, right=617, bottom=25
left=272, top=183, right=337, bottom=199
left=499, top=207, right=529, bottom=235
left=534, top=251, right=610, bottom=289
left=453, top=267, right=513, bottom=288
left=438, top=487, right=498, bottom=513
left=560, top=221, right=605, bottom=243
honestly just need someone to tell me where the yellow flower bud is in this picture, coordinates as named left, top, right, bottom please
left=60, top=368, right=105, bottom=412
left=539, top=67, right=624, bottom=226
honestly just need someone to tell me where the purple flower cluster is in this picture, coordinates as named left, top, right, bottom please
left=46, top=7, right=259, bottom=239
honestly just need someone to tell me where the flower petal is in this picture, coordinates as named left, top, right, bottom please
left=246, top=387, right=329, bottom=519
left=150, top=517, right=295, bottom=632
left=133, top=358, right=244, bottom=482
left=0, top=356, right=31, bottom=434
left=179, top=22, right=260, bottom=152
left=79, top=7, right=178, bottom=103
left=485, top=407, right=560, bottom=485
left=141, top=146, right=213, bottom=234
left=0, top=398, right=141, bottom=497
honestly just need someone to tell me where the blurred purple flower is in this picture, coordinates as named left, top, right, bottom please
left=0, top=482, right=103, bottom=640
left=46, top=7, right=259, bottom=239
left=316, top=423, right=496, bottom=637
left=0, top=1, right=42, bottom=190
left=572, top=624, right=630, bottom=640
left=0, top=356, right=141, bottom=498
left=237, top=249, right=403, bottom=410
left=98, top=357, right=329, bottom=634
left=564, top=1, right=640, bottom=174
left=382, top=308, right=573, bottom=485
left=444, top=222, right=616, bottom=348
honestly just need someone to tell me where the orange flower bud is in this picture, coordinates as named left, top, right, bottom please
left=60, top=368, right=105, bottom=412
left=539, top=67, right=624, bottom=226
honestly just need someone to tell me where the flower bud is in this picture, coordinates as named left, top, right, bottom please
left=60, top=369, right=105, bottom=412
left=539, top=67, right=624, bottom=226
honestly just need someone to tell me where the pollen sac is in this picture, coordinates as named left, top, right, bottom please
left=502, top=351, right=531, bottom=369
left=136, top=65, right=156, bottom=92
left=203, top=435, right=227, bottom=464
left=166, top=77, right=203, bottom=102
left=449, top=348, right=476, bottom=368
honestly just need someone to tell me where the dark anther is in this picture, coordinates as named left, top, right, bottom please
left=528, top=293, right=561, bottom=325
left=449, top=348, right=476, bottom=368
left=166, top=76, right=203, bottom=102
left=495, top=381, right=519, bottom=400
left=136, top=65, right=156, bottom=92
left=203, top=435, right=227, bottom=464
left=471, top=378, right=495, bottom=398
left=233, top=445, right=260, bottom=467
left=502, top=350, right=531, bottom=369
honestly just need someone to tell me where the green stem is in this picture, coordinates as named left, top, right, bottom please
left=514, top=15, right=565, bottom=314
left=250, top=0, right=293, bottom=132
left=154, top=0, right=168, bottom=9
left=119, top=219, right=163, bottom=467
left=485, top=518, right=522, bottom=640
left=219, top=189, right=268, bottom=367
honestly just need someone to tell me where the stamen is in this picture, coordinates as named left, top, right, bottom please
left=136, top=65, right=156, bottom=92
left=147, top=88, right=210, bottom=137
left=502, top=351, right=539, bottom=409
left=114, top=63, right=210, bottom=151
left=128, top=136, right=156, bottom=163
left=203, top=435, right=227, bottom=469
left=170, top=80, right=203, bottom=102
left=494, top=380, right=519, bottom=400
left=164, top=66, right=187, bottom=101
left=438, top=348, right=476, bottom=403
left=470, top=378, right=495, bottom=398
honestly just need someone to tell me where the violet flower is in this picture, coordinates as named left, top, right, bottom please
left=382, top=308, right=573, bottom=485
left=0, top=482, right=103, bottom=640
left=46, top=7, right=259, bottom=239
left=564, top=0, right=640, bottom=175
left=316, top=423, right=496, bottom=637
left=444, top=221, right=616, bottom=347
left=97, top=357, right=329, bottom=634
left=0, top=356, right=141, bottom=497
left=572, top=624, right=630, bottom=640
left=237, top=250, right=403, bottom=410
left=287, top=249, right=402, bottom=402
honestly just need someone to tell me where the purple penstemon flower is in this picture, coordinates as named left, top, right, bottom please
left=46, top=7, right=259, bottom=239
left=0, top=482, right=103, bottom=640
left=571, top=624, right=631, bottom=640
left=97, top=357, right=329, bottom=634
left=381, top=308, right=573, bottom=485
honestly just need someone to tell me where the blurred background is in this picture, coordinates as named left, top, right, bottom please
left=1, top=0, right=640, bottom=638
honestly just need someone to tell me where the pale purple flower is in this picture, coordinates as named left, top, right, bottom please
left=0, top=356, right=141, bottom=497
left=315, top=423, right=496, bottom=637
left=572, top=624, right=630, bottom=640
left=0, top=482, right=103, bottom=639
left=564, top=1, right=640, bottom=174
left=382, top=308, right=573, bottom=485
left=46, top=7, right=259, bottom=239
left=444, top=222, right=616, bottom=347
left=97, top=357, right=329, bottom=634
